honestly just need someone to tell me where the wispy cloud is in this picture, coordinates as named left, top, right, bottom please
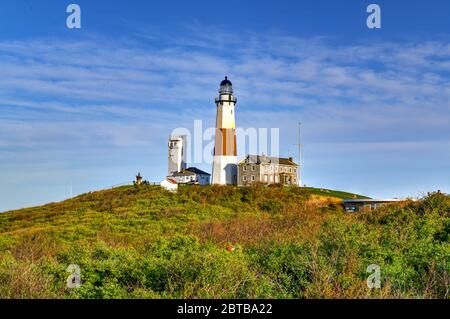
left=0, top=28, right=449, bottom=210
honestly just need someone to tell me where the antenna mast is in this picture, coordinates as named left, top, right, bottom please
left=294, top=122, right=302, bottom=187
left=299, top=122, right=302, bottom=187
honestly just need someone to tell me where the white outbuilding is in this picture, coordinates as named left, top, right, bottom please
left=171, top=167, right=211, bottom=185
left=160, top=178, right=178, bottom=192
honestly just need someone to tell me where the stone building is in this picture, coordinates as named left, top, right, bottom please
left=238, top=155, right=299, bottom=186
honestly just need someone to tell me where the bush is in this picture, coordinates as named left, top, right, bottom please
left=0, top=186, right=448, bottom=298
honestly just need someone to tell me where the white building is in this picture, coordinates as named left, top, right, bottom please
left=166, top=135, right=211, bottom=185
left=212, top=77, right=238, bottom=185
left=171, top=167, right=211, bottom=185
left=160, top=178, right=178, bottom=192
left=168, top=135, right=187, bottom=176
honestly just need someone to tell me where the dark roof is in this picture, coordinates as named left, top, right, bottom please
left=242, top=155, right=298, bottom=166
left=186, top=167, right=211, bottom=176
left=219, top=76, right=233, bottom=94
left=172, top=170, right=196, bottom=177
left=220, top=76, right=232, bottom=86
left=172, top=167, right=211, bottom=177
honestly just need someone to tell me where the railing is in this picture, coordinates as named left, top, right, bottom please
left=215, top=96, right=237, bottom=103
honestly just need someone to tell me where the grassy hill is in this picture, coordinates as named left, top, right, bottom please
left=0, top=185, right=448, bottom=299
left=301, top=187, right=371, bottom=200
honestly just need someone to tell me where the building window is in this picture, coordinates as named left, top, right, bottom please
left=346, top=206, right=356, bottom=213
left=243, top=175, right=247, bottom=181
left=243, top=166, right=247, bottom=172
left=289, top=168, right=292, bottom=173
left=251, top=175, right=255, bottom=181
left=251, top=165, right=255, bottom=171
left=264, top=175, right=268, bottom=182
left=270, top=175, right=273, bottom=183
left=294, top=168, right=297, bottom=173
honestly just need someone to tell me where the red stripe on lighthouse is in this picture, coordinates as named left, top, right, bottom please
left=213, top=128, right=237, bottom=156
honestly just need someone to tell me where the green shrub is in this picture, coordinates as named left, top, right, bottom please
left=0, top=186, right=448, bottom=299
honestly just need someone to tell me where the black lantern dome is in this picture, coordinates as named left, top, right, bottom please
left=219, top=76, right=233, bottom=94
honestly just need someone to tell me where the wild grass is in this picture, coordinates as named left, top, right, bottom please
left=0, top=185, right=448, bottom=299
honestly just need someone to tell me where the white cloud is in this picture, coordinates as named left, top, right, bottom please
left=1, top=29, right=450, bottom=210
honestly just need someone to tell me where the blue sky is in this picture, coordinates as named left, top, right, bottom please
left=0, top=0, right=450, bottom=211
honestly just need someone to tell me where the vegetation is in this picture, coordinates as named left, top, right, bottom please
left=0, top=185, right=448, bottom=299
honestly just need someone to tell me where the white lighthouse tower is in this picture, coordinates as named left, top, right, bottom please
left=168, top=135, right=187, bottom=176
left=212, top=77, right=238, bottom=185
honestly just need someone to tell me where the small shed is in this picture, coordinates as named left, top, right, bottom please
left=160, top=178, right=178, bottom=192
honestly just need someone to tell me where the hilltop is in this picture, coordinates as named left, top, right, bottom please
left=0, top=185, right=448, bottom=299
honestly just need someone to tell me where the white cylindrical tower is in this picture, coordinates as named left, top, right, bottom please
left=212, top=77, right=238, bottom=185
left=168, top=135, right=187, bottom=176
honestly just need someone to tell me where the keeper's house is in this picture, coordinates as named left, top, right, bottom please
left=238, top=155, right=299, bottom=186
left=342, top=199, right=404, bottom=212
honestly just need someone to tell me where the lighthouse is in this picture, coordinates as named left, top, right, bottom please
left=212, top=77, right=238, bottom=185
